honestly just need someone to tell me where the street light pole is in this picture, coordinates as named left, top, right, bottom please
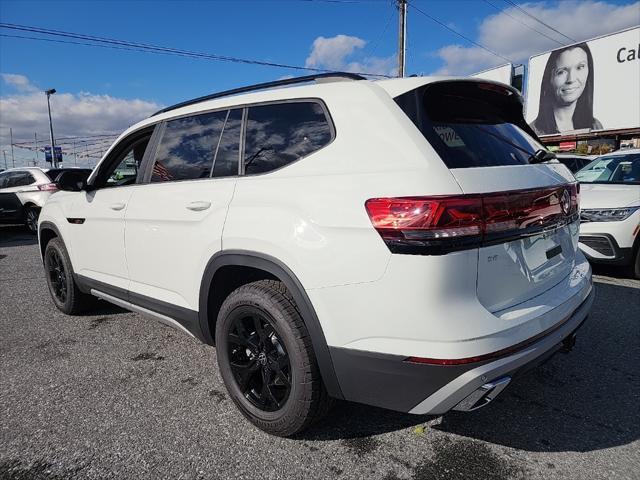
left=45, top=88, right=57, bottom=168
left=10, top=128, right=15, bottom=168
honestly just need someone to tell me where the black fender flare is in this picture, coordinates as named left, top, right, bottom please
left=38, top=221, right=64, bottom=259
left=198, top=250, right=344, bottom=399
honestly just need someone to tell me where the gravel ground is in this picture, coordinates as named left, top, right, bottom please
left=1, top=224, right=639, bottom=480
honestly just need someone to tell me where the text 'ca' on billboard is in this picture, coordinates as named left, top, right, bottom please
left=525, top=26, right=640, bottom=137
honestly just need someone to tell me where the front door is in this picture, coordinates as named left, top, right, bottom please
left=62, top=129, right=154, bottom=291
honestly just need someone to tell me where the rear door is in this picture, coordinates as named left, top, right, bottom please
left=125, top=108, right=241, bottom=311
left=395, top=80, right=579, bottom=312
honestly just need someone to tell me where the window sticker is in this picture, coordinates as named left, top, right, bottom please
left=434, top=126, right=465, bottom=148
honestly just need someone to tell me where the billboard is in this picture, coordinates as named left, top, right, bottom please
left=470, top=63, right=513, bottom=86
left=525, top=26, right=640, bottom=137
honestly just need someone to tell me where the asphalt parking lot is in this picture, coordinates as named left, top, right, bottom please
left=1, top=225, right=639, bottom=480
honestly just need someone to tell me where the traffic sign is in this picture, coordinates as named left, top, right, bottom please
left=44, top=146, right=63, bottom=163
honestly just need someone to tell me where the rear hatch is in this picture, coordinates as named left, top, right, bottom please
left=394, top=80, right=579, bottom=312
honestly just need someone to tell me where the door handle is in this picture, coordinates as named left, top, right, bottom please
left=110, top=202, right=126, bottom=211
left=186, top=201, right=211, bottom=212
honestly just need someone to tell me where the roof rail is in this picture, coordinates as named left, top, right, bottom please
left=151, top=72, right=366, bottom=117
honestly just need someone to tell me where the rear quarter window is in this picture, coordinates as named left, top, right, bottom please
left=243, top=101, right=332, bottom=175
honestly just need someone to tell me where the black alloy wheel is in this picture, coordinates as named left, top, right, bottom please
left=215, top=280, right=331, bottom=436
left=43, top=237, right=95, bottom=315
left=47, top=248, right=67, bottom=303
left=227, top=309, right=292, bottom=412
left=25, top=207, right=39, bottom=234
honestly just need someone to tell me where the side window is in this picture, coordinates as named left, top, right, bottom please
left=10, top=172, right=35, bottom=187
left=103, top=137, right=150, bottom=188
left=0, top=172, right=11, bottom=188
left=151, top=110, right=227, bottom=182
left=213, top=108, right=242, bottom=178
left=243, top=102, right=332, bottom=175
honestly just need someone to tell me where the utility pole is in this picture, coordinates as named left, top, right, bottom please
left=397, top=0, right=407, bottom=78
left=73, top=140, right=77, bottom=165
left=34, top=132, right=38, bottom=165
left=45, top=88, right=58, bottom=168
left=3, top=150, right=7, bottom=170
left=10, top=128, right=15, bottom=167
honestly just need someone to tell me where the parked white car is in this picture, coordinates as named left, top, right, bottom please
left=575, top=149, right=640, bottom=277
left=0, top=167, right=92, bottom=233
left=38, top=73, right=593, bottom=436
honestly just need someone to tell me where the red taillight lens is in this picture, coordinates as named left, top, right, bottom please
left=365, top=197, right=483, bottom=254
left=38, top=183, right=59, bottom=192
left=365, top=184, right=579, bottom=255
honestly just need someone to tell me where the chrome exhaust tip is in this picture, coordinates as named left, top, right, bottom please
left=453, top=376, right=511, bottom=412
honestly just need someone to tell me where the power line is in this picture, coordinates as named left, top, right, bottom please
left=0, top=23, right=392, bottom=78
left=501, top=0, right=576, bottom=43
left=366, top=2, right=396, bottom=58
left=482, top=0, right=566, bottom=47
left=407, top=1, right=513, bottom=64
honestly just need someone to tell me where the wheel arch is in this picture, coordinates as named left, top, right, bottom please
left=199, top=250, right=344, bottom=399
left=38, top=221, right=63, bottom=260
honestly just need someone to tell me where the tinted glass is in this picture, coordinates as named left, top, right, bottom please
left=152, top=110, right=227, bottom=182
left=395, top=82, right=543, bottom=169
left=244, top=102, right=332, bottom=175
left=46, top=168, right=92, bottom=182
left=0, top=172, right=9, bottom=188
left=10, top=172, right=35, bottom=187
left=213, top=109, right=242, bottom=178
left=575, top=154, right=640, bottom=184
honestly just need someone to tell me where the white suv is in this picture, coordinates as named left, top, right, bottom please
left=38, top=73, right=594, bottom=436
left=575, top=149, right=640, bottom=277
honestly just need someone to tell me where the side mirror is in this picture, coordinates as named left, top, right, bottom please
left=56, top=170, right=88, bottom=192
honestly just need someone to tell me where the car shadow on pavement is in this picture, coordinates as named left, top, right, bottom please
left=0, top=225, right=37, bottom=247
left=592, top=262, right=636, bottom=280
left=301, top=280, right=639, bottom=453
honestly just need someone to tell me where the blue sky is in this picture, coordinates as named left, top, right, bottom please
left=0, top=0, right=503, bottom=103
left=0, top=0, right=638, bottom=166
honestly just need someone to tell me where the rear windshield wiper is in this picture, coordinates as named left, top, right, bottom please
left=471, top=125, right=557, bottom=165
left=528, top=149, right=557, bottom=164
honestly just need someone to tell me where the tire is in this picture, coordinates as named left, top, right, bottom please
left=43, top=237, right=95, bottom=315
left=215, top=280, right=331, bottom=437
left=633, top=247, right=640, bottom=279
left=24, top=206, right=40, bottom=235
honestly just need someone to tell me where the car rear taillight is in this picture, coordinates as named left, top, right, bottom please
left=365, top=184, right=578, bottom=255
left=38, top=183, right=59, bottom=192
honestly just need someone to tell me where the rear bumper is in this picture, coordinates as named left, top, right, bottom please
left=330, top=286, right=594, bottom=415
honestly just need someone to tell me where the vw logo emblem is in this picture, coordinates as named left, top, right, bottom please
left=560, top=189, right=570, bottom=215
left=258, top=352, right=267, bottom=365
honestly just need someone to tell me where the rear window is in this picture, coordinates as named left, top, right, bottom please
left=395, top=81, right=543, bottom=169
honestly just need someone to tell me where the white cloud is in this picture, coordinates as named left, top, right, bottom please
left=433, top=0, right=640, bottom=75
left=1, top=73, right=38, bottom=93
left=0, top=74, right=162, bottom=167
left=305, top=34, right=396, bottom=77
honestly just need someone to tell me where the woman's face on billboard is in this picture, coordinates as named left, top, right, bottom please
left=551, top=47, right=589, bottom=104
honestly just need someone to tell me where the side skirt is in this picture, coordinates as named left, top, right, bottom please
left=75, top=274, right=204, bottom=341
left=92, top=289, right=196, bottom=339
